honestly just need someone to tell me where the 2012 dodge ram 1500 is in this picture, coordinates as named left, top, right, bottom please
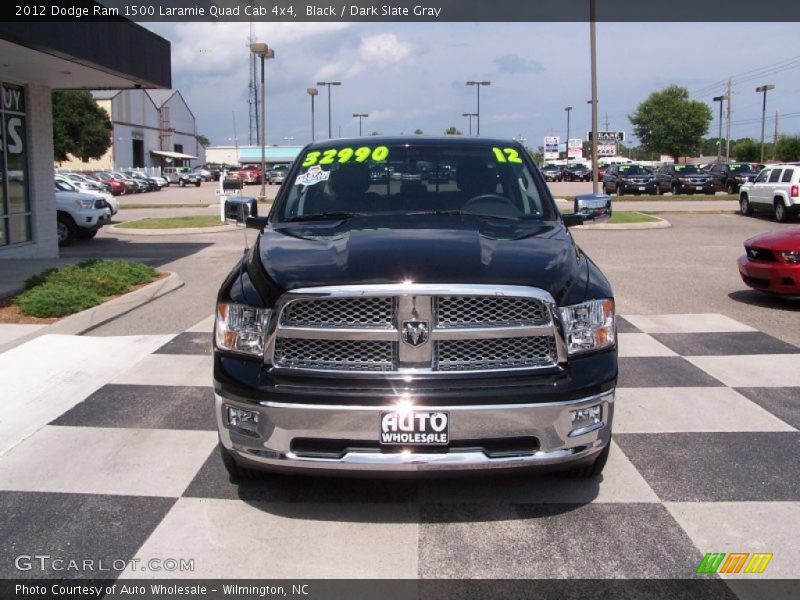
left=214, top=136, right=617, bottom=479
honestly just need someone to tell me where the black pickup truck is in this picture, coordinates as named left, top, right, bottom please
left=214, top=137, right=617, bottom=479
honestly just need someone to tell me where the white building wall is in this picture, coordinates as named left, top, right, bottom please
left=1, top=84, right=57, bottom=259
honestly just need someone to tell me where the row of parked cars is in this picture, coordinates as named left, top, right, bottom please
left=222, top=164, right=290, bottom=186
left=55, top=169, right=169, bottom=196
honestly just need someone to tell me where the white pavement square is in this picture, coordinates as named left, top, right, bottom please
left=617, top=333, right=678, bottom=357
left=0, top=333, right=173, bottom=455
left=0, top=425, right=217, bottom=498
left=122, top=498, right=419, bottom=579
left=614, top=387, right=796, bottom=433
left=686, top=355, right=800, bottom=388
left=0, top=323, right=45, bottom=346
left=186, top=315, right=214, bottom=333
left=112, top=354, right=213, bottom=387
left=623, top=314, right=757, bottom=334
left=665, top=501, right=800, bottom=579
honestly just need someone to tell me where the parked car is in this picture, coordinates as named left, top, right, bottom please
left=562, top=162, right=591, bottom=182
left=597, top=165, right=607, bottom=182
left=87, top=171, right=126, bottom=195
left=55, top=186, right=110, bottom=246
left=737, top=228, right=800, bottom=296
left=55, top=175, right=118, bottom=215
left=706, top=162, right=760, bottom=194
left=193, top=166, right=213, bottom=181
left=738, top=163, right=800, bottom=222
left=541, top=163, right=563, bottom=182
left=266, top=164, right=291, bottom=184
left=64, top=173, right=110, bottom=193
left=214, top=136, right=617, bottom=480
left=655, top=163, right=715, bottom=195
left=163, top=166, right=202, bottom=187
left=124, top=170, right=160, bottom=192
left=237, top=166, right=262, bottom=185
left=106, top=170, right=145, bottom=194
left=602, top=163, right=657, bottom=195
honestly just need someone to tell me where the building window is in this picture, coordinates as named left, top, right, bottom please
left=1, top=82, right=31, bottom=247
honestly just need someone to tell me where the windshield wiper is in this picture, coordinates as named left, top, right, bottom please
left=281, top=211, right=364, bottom=223
left=408, top=209, right=519, bottom=221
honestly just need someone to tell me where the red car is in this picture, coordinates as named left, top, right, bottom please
left=237, top=166, right=262, bottom=185
left=86, top=171, right=126, bottom=195
left=738, top=228, right=800, bottom=296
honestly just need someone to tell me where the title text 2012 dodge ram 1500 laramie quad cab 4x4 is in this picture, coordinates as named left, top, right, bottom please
left=214, top=137, right=617, bottom=479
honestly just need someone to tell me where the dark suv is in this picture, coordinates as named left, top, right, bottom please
left=655, top=163, right=714, bottom=195
left=213, top=136, right=617, bottom=480
left=541, top=163, right=563, bottom=182
left=602, top=163, right=657, bottom=195
left=706, top=162, right=760, bottom=194
left=562, top=163, right=591, bottom=182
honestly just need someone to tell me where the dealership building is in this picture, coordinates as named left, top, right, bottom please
left=0, top=22, right=170, bottom=259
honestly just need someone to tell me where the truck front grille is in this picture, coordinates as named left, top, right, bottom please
left=270, top=286, right=562, bottom=375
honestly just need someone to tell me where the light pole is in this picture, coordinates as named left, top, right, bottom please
left=565, top=106, right=573, bottom=160
left=712, top=94, right=726, bottom=163
left=316, top=81, right=341, bottom=139
left=306, top=87, right=318, bottom=142
left=462, top=112, right=477, bottom=136
left=589, top=0, right=599, bottom=194
left=353, top=113, right=368, bottom=136
left=250, top=42, right=275, bottom=199
left=756, top=84, right=775, bottom=163
left=466, top=80, right=490, bottom=135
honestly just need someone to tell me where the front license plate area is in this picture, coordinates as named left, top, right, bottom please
left=380, top=411, right=450, bottom=445
left=638, top=186, right=646, bottom=191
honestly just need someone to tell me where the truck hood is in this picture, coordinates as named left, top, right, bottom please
left=256, top=216, right=590, bottom=305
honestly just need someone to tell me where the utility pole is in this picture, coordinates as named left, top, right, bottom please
left=756, top=84, right=775, bottom=164
left=589, top=0, right=599, bottom=194
left=603, top=113, right=610, bottom=132
left=725, top=79, right=732, bottom=162
left=713, top=95, right=725, bottom=163
left=773, top=110, right=779, bottom=162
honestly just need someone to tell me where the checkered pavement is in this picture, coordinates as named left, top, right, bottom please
left=0, top=313, right=798, bottom=583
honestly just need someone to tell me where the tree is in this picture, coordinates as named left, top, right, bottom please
left=732, top=138, right=759, bottom=162
left=196, top=134, right=210, bottom=146
left=413, top=129, right=423, bottom=135
left=629, top=85, right=711, bottom=161
left=775, top=136, right=800, bottom=162
left=52, top=91, right=112, bottom=162
left=444, top=126, right=462, bottom=135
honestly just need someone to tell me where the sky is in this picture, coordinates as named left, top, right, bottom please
left=146, top=21, right=800, bottom=151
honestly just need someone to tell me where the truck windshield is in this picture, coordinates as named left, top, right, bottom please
left=276, top=142, right=555, bottom=222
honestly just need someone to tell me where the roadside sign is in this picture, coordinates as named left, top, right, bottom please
left=597, top=143, right=617, bottom=156
left=544, top=136, right=560, bottom=160
left=568, top=138, right=583, bottom=159
left=588, top=131, right=625, bottom=142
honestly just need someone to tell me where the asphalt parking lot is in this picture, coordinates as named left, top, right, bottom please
left=1, top=210, right=798, bottom=588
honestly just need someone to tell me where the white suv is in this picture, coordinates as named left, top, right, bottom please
left=739, top=164, right=800, bottom=222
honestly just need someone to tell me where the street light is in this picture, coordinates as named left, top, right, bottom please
left=306, top=87, right=318, bottom=141
left=589, top=0, right=599, bottom=193
left=316, top=81, right=342, bottom=139
left=462, top=112, right=478, bottom=136
left=712, top=94, right=726, bottom=163
left=353, top=113, right=369, bottom=136
left=756, top=84, right=775, bottom=163
left=250, top=42, right=275, bottom=200
left=466, top=81, right=490, bottom=135
left=564, top=106, right=573, bottom=160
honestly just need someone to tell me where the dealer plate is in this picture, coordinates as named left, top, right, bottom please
left=638, top=186, right=646, bottom=191
left=380, top=410, right=449, bottom=445
left=695, top=186, right=703, bottom=191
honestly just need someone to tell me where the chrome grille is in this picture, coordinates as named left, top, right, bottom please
left=281, top=297, right=394, bottom=328
left=435, top=337, right=557, bottom=371
left=274, top=338, right=395, bottom=371
left=435, top=296, right=548, bottom=328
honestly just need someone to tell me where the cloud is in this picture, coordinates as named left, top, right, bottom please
left=493, top=54, right=545, bottom=74
left=358, top=33, right=412, bottom=67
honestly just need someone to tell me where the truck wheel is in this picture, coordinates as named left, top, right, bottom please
left=775, top=200, right=788, bottom=223
left=566, top=442, right=610, bottom=478
left=76, top=228, right=98, bottom=240
left=740, top=195, right=753, bottom=216
left=195, top=181, right=201, bottom=187
left=671, top=183, right=679, bottom=195
left=602, top=183, right=608, bottom=195
left=617, top=184, right=624, bottom=197
left=219, top=445, right=260, bottom=481
left=57, top=213, right=77, bottom=247
left=726, top=182, right=736, bottom=194
left=179, top=179, right=186, bottom=187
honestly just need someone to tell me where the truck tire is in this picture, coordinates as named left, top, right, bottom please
left=740, top=194, right=753, bottom=216
left=76, top=228, right=98, bottom=240
left=179, top=179, right=186, bottom=188
left=726, top=181, right=736, bottom=194
left=775, top=199, right=788, bottom=223
left=566, top=442, right=610, bottom=478
left=219, top=445, right=260, bottom=481
left=57, top=212, right=77, bottom=247
left=195, top=181, right=201, bottom=187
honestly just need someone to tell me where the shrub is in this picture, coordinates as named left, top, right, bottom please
left=15, top=284, right=103, bottom=318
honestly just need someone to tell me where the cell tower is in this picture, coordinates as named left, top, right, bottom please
left=247, top=19, right=259, bottom=146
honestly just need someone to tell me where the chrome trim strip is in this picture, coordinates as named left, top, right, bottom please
left=568, top=421, right=605, bottom=438
left=283, top=448, right=577, bottom=466
left=432, top=324, right=554, bottom=339
left=276, top=327, right=398, bottom=341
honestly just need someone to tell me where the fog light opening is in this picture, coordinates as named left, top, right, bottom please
left=569, top=404, right=603, bottom=437
left=226, top=405, right=260, bottom=436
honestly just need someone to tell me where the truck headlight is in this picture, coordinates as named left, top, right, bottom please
left=74, top=199, right=95, bottom=209
left=215, top=303, right=272, bottom=357
left=559, top=299, right=615, bottom=356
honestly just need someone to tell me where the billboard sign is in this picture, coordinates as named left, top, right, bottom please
left=544, top=136, right=559, bottom=160
left=597, top=143, right=617, bottom=156
left=568, top=138, right=583, bottom=159
left=588, top=131, right=625, bottom=143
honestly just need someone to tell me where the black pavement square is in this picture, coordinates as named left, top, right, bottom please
left=652, top=331, right=800, bottom=356
left=618, top=357, right=724, bottom=388
left=735, top=387, right=800, bottom=430
left=0, top=492, right=175, bottom=578
left=51, top=384, right=216, bottom=430
left=616, top=316, right=641, bottom=333
left=418, top=503, right=705, bottom=578
left=182, top=446, right=419, bottom=503
left=615, top=432, right=800, bottom=501
left=154, top=332, right=212, bottom=355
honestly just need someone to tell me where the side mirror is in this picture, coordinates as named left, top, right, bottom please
left=573, top=193, right=612, bottom=224
left=563, top=214, right=584, bottom=228
left=225, top=197, right=257, bottom=226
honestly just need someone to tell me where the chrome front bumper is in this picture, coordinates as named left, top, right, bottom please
left=216, top=390, right=614, bottom=473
